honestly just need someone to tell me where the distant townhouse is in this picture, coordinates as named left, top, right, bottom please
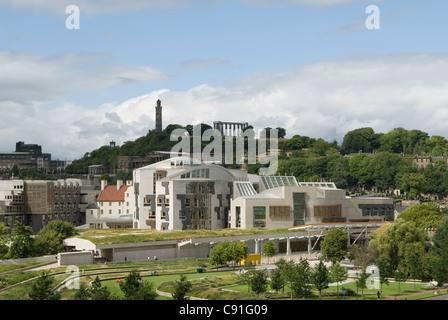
left=86, top=180, right=135, bottom=229
left=413, top=155, right=448, bottom=169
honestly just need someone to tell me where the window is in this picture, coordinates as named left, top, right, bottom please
left=253, top=206, right=266, bottom=228
left=179, top=210, right=186, bottom=220
left=186, top=184, right=194, bottom=193
left=269, top=206, right=291, bottom=219
left=314, top=205, right=342, bottom=218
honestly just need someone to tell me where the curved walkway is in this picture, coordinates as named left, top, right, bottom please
left=382, top=288, right=448, bottom=300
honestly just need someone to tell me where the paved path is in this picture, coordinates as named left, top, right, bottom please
left=382, top=288, right=448, bottom=300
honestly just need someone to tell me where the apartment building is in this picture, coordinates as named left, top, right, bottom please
left=0, top=179, right=82, bottom=232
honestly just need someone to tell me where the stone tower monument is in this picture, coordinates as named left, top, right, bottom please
left=155, top=99, right=162, bottom=132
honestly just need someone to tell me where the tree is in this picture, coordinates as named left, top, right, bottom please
left=326, top=155, right=352, bottom=189
left=90, top=275, right=115, bottom=300
left=209, top=241, right=229, bottom=270
left=357, top=268, right=369, bottom=298
left=262, top=240, right=276, bottom=264
left=74, top=282, right=91, bottom=300
left=398, top=173, right=427, bottom=199
left=228, top=241, right=249, bottom=268
left=250, top=270, right=268, bottom=297
left=321, top=228, right=348, bottom=264
left=311, top=259, right=330, bottom=299
left=372, top=220, right=426, bottom=274
left=397, top=203, right=445, bottom=230
left=290, top=258, right=312, bottom=299
left=0, top=222, right=9, bottom=258
left=270, top=267, right=285, bottom=293
left=34, top=220, right=77, bottom=255
left=171, top=275, right=193, bottom=300
left=276, top=127, right=286, bottom=139
left=348, top=243, right=374, bottom=269
left=329, top=263, right=348, bottom=296
left=405, top=242, right=425, bottom=288
left=340, top=127, right=380, bottom=155
left=5, top=221, right=35, bottom=259
left=275, top=259, right=295, bottom=298
left=431, top=216, right=448, bottom=256
left=119, top=270, right=157, bottom=300
left=209, top=241, right=248, bottom=269
left=375, top=256, right=391, bottom=293
left=394, top=267, right=408, bottom=294
left=28, top=271, right=61, bottom=300
left=432, top=236, right=448, bottom=287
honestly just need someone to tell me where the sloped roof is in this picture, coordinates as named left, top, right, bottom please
left=98, top=185, right=129, bottom=202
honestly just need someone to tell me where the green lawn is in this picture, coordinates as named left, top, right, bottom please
left=222, top=278, right=434, bottom=300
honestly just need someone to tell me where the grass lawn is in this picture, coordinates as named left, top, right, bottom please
left=324, top=281, right=428, bottom=300
left=101, top=270, right=239, bottom=300
left=223, top=279, right=434, bottom=300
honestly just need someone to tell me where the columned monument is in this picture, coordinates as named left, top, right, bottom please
left=213, top=121, right=249, bottom=136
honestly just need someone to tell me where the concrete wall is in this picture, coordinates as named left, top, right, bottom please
left=58, top=251, right=93, bottom=266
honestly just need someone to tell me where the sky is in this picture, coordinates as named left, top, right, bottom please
left=1, top=0, right=448, bottom=160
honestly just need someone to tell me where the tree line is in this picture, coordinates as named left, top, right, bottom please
left=0, top=220, right=76, bottom=259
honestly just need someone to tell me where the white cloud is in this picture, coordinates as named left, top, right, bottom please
left=3, top=52, right=448, bottom=160
left=180, top=59, right=233, bottom=70
left=0, top=0, right=380, bottom=14
left=0, top=0, right=192, bottom=15
left=0, top=51, right=166, bottom=104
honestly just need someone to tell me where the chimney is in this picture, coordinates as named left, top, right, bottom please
left=101, top=180, right=107, bottom=190
left=117, top=180, right=123, bottom=191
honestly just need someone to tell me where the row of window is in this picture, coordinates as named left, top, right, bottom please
left=99, top=201, right=131, bottom=206
left=181, top=168, right=209, bottom=179
left=96, top=209, right=133, bottom=215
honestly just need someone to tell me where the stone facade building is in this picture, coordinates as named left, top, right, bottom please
left=0, top=179, right=83, bottom=232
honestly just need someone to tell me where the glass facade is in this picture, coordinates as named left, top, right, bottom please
left=293, top=192, right=305, bottom=225
left=253, top=206, right=266, bottom=228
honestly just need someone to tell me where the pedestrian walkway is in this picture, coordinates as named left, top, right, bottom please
left=382, top=288, right=447, bottom=300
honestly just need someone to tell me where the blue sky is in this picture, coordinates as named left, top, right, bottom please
left=1, top=0, right=448, bottom=159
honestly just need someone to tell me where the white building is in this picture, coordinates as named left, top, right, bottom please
left=86, top=180, right=135, bottom=229
left=133, top=156, right=247, bottom=230
left=230, top=176, right=394, bottom=229
left=0, top=180, right=25, bottom=227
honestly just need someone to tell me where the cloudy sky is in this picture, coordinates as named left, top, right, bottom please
left=1, top=0, right=448, bottom=159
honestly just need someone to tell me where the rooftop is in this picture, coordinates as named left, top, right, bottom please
left=98, top=185, right=130, bottom=202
